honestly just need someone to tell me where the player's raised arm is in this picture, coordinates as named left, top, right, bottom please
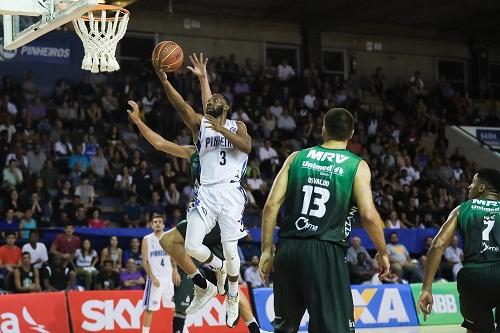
left=352, top=160, right=390, bottom=279
left=418, top=206, right=459, bottom=318
left=260, top=152, right=298, bottom=280
left=127, top=101, right=195, bottom=159
left=141, top=237, right=159, bottom=287
left=187, top=53, right=212, bottom=113
left=153, top=63, right=202, bottom=132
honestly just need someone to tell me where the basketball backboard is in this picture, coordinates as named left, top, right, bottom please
left=0, top=0, right=99, bottom=50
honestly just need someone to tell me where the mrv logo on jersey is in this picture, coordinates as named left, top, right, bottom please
left=306, top=149, right=350, bottom=163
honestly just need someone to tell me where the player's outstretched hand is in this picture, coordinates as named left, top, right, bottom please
left=259, top=250, right=274, bottom=287
left=418, top=290, right=434, bottom=321
left=152, top=60, right=168, bottom=82
left=172, top=269, right=181, bottom=287
left=204, top=115, right=224, bottom=132
left=127, top=100, right=141, bottom=124
left=375, top=251, right=390, bottom=281
left=187, top=52, right=208, bottom=78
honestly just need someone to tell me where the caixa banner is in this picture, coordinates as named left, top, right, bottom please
left=67, top=289, right=249, bottom=333
left=252, top=285, right=418, bottom=330
left=0, top=292, right=69, bottom=333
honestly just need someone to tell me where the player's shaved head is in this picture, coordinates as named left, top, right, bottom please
left=476, top=168, right=500, bottom=193
left=323, top=108, right=354, bottom=141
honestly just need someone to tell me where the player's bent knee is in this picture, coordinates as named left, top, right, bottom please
left=222, top=241, right=240, bottom=276
left=159, top=228, right=182, bottom=253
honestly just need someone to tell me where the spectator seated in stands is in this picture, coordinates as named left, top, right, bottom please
left=95, top=260, right=120, bottom=290
left=19, top=208, right=37, bottom=240
left=50, top=224, right=81, bottom=267
left=42, top=254, right=76, bottom=291
left=88, top=207, right=107, bottom=228
left=347, top=236, right=375, bottom=267
left=124, top=193, right=143, bottom=228
left=120, top=258, right=145, bottom=290
left=0, top=208, right=20, bottom=238
left=74, top=239, right=98, bottom=290
left=68, top=144, right=90, bottom=174
left=349, top=252, right=379, bottom=285
left=443, top=235, right=463, bottom=281
left=240, top=234, right=260, bottom=263
left=387, top=232, right=415, bottom=281
left=144, top=191, right=166, bottom=222
left=244, top=256, right=264, bottom=288
left=14, top=252, right=41, bottom=293
left=21, top=231, right=48, bottom=270
left=123, top=238, right=142, bottom=268
left=100, top=236, right=122, bottom=273
left=0, top=232, right=21, bottom=290
left=2, top=159, right=23, bottom=190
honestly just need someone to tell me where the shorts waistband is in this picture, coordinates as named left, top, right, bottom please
left=200, top=181, right=241, bottom=188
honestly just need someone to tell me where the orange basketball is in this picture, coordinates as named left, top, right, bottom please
left=152, top=41, right=183, bottom=72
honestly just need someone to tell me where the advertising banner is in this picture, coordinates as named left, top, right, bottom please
left=0, top=291, right=69, bottom=333
left=252, top=284, right=418, bottom=330
left=0, top=38, right=71, bottom=64
left=410, top=282, right=463, bottom=326
left=67, top=289, right=249, bottom=333
left=461, top=126, right=500, bottom=149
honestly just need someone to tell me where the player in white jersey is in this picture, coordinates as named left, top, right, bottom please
left=153, top=53, right=251, bottom=327
left=141, top=213, right=175, bottom=333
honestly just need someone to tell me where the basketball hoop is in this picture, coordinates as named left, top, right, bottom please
left=73, top=5, right=129, bottom=73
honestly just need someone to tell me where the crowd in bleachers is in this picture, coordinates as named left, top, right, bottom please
left=0, top=53, right=499, bottom=292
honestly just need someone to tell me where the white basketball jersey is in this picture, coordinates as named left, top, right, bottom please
left=196, top=117, right=248, bottom=185
left=144, top=232, right=171, bottom=279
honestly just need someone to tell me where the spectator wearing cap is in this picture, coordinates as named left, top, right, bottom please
left=42, top=254, right=76, bottom=291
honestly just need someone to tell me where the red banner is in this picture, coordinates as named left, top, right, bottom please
left=0, top=291, right=69, bottom=333
left=67, top=289, right=249, bottom=333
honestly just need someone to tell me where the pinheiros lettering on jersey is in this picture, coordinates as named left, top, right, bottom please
left=205, top=136, right=233, bottom=148
left=306, top=149, right=349, bottom=163
left=301, top=161, right=344, bottom=175
left=149, top=250, right=166, bottom=257
left=307, top=177, right=330, bottom=187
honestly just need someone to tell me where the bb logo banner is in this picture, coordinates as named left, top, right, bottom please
left=68, top=289, right=249, bottom=333
left=0, top=292, right=69, bottom=333
left=352, top=284, right=418, bottom=328
left=410, top=282, right=463, bottom=326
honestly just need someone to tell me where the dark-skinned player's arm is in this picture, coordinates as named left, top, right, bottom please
left=353, top=160, right=390, bottom=280
left=187, top=53, right=212, bottom=113
left=127, top=101, right=196, bottom=159
left=204, top=118, right=252, bottom=154
left=259, top=152, right=298, bottom=284
left=418, top=206, right=459, bottom=320
left=153, top=62, right=202, bottom=134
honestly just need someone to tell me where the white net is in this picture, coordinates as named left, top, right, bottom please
left=73, top=5, right=129, bottom=73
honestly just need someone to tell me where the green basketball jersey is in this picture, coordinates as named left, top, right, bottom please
left=458, top=198, right=500, bottom=265
left=190, top=152, right=200, bottom=184
left=279, top=145, right=362, bottom=246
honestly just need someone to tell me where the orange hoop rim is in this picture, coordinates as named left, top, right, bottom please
left=81, top=4, right=130, bottom=22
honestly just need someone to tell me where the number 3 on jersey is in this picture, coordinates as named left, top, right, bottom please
left=301, top=185, right=331, bottom=218
left=220, top=151, right=226, bottom=165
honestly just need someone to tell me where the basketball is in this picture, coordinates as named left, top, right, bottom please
left=152, top=41, right=184, bottom=72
